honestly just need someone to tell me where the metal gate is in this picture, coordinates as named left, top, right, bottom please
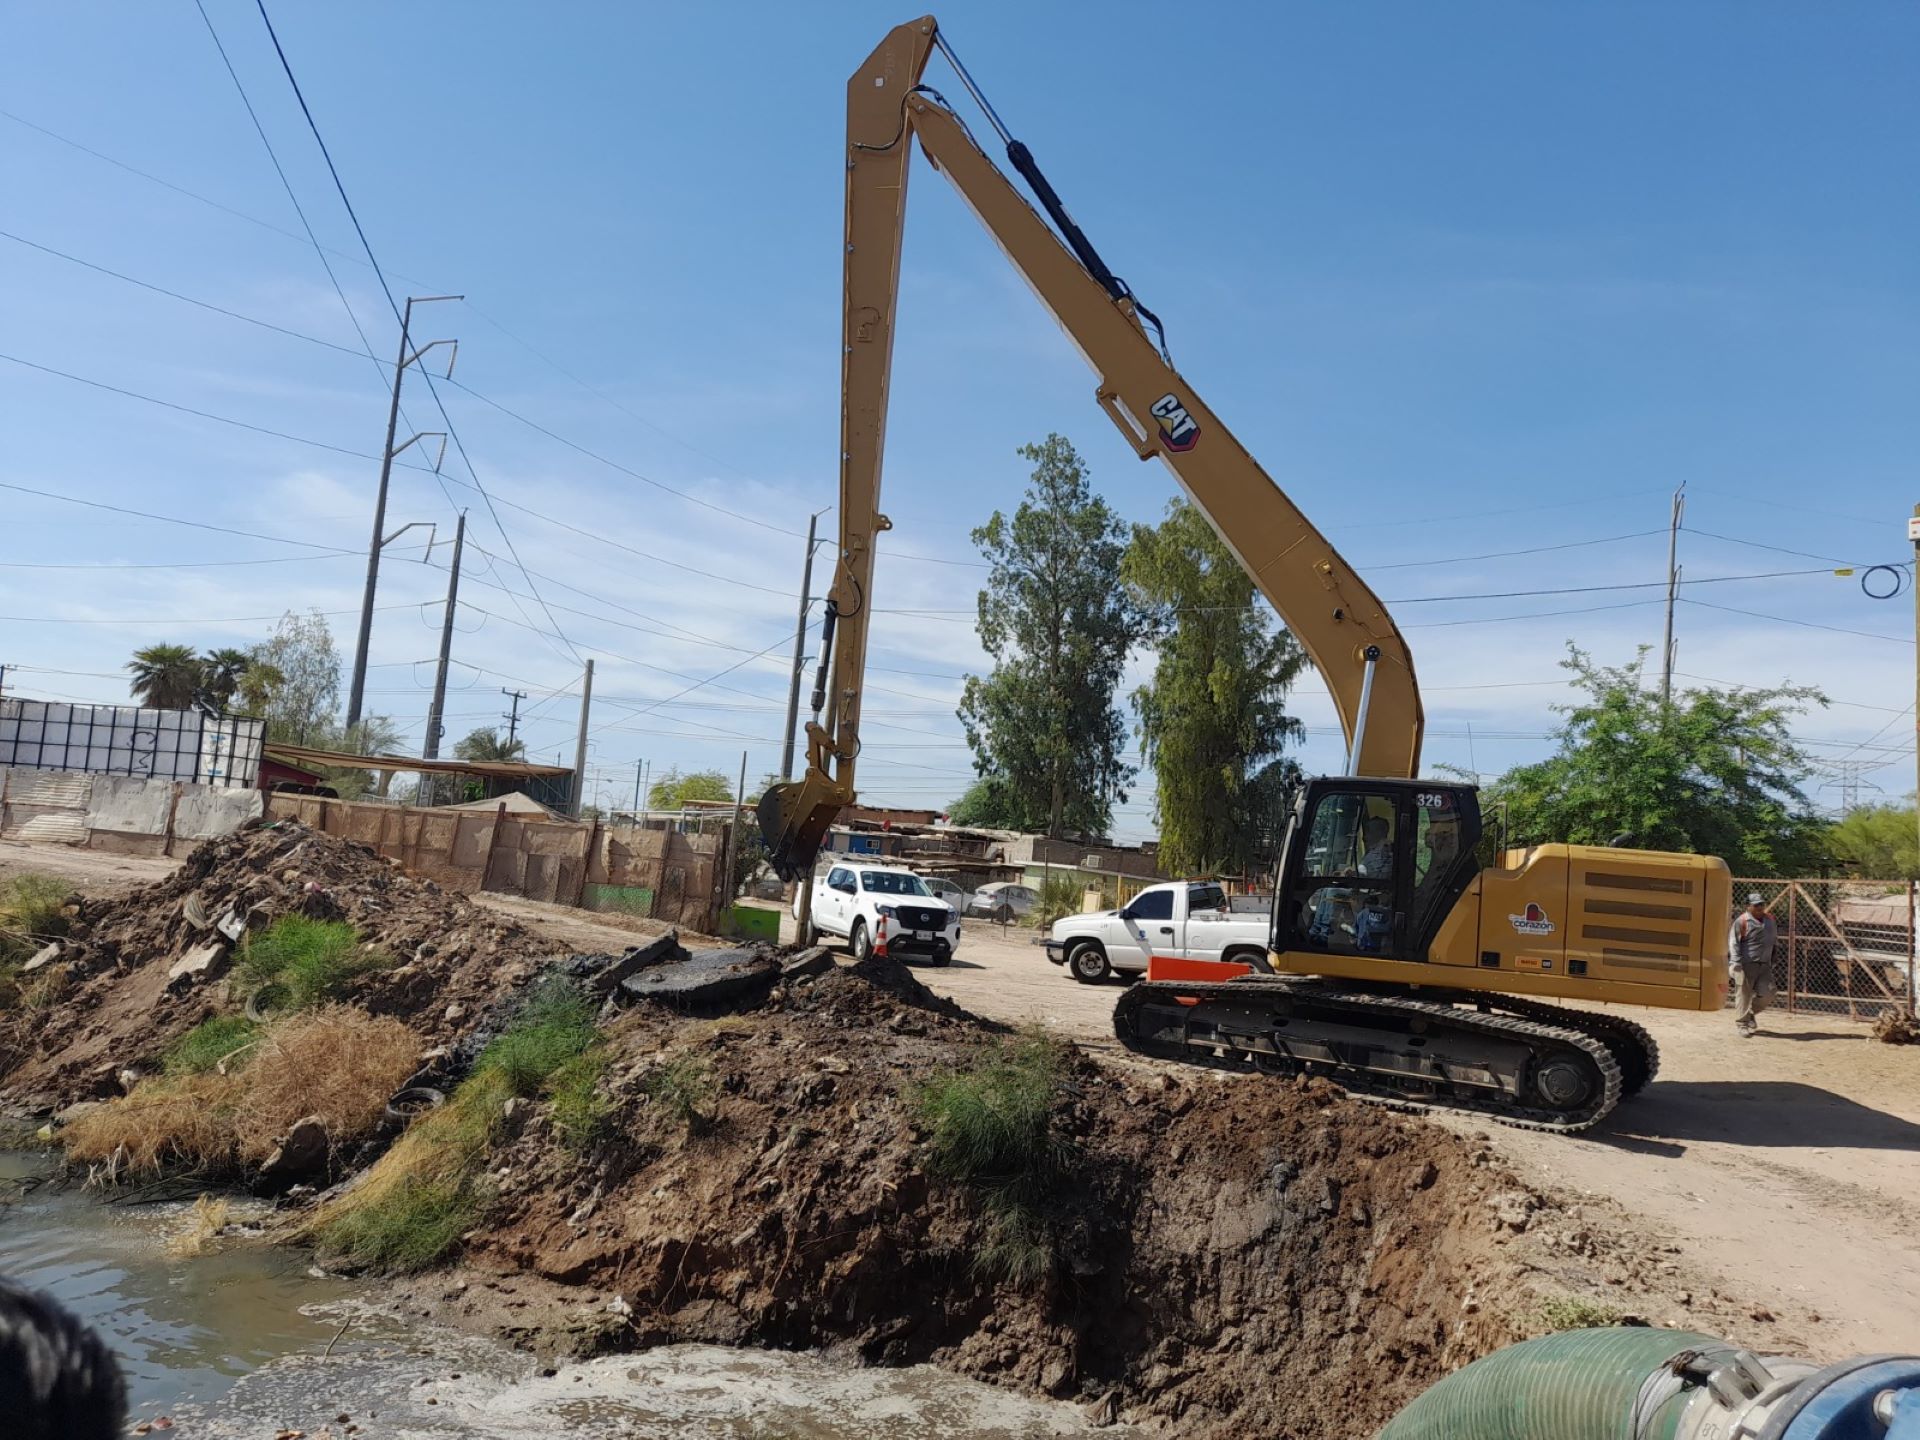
left=1735, top=879, right=1916, bottom=1020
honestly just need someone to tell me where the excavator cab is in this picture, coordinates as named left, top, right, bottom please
left=1270, top=778, right=1483, bottom=966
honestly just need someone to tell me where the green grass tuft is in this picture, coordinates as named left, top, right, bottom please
left=1535, top=1294, right=1624, bottom=1332
left=1031, top=874, right=1088, bottom=929
left=238, top=916, right=386, bottom=1011
left=319, top=1173, right=486, bottom=1272
left=915, top=1029, right=1073, bottom=1285
left=642, top=1054, right=714, bottom=1134
left=163, top=1015, right=259, bottom=1076
left=548, top=1049, right=613, bottom=1151
left=478, top=975, right=599, bottom=1096
left=0, top=874, right=72, bottom=992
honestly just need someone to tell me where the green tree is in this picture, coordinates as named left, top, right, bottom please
left=321, top=714, right=405, bottom=799
left=1123, top=499, right=1308, bottom=877
left=648, top=768, right=733, bottom=809
left=454, top=727, right=527, bottom=763
left=199, top=647, right=255, bottom=710
left=1484, top=646, right=1829, bottom=875
left=1825, top=804, right=1919, bottom=880
left=946, top=773, right=1027, bottom=829
left=251, top=610, right=340, bottom=745
left=959, top=435, right=1141, bottom=838
left=233, top=660, right=285, bottom=719
left=125, top=644, right=203, bottom=710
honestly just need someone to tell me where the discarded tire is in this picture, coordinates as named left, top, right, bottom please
left=244, top=983, right=291, bottom=1024
left=383, top=1086, right=447, bottom=1125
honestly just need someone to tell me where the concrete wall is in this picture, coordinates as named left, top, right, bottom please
left=261, top=795, right=727, bottom=931
left=0, top=768, right=260, bottom=855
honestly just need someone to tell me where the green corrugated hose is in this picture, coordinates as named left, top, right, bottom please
left=1378, top=1328, right=1730, bottom=1440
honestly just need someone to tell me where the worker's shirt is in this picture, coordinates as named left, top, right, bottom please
left=1729, top=911, right=1777, bottom=966
left=1357, top=842, right=1393, bottom=879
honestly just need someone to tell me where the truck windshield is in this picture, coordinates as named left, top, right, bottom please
left=861, top=871, right=931, bottom=896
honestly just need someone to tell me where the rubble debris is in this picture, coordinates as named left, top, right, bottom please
left=562, top=932, right=684, bottom=998
left=616, top=944, right=779, bottom=1009
left=258, top=1115, right=330, bottom=1187
left=1872, top=1007, right=1918, bottom=1045
left=167, top=940, right=230, bottom=988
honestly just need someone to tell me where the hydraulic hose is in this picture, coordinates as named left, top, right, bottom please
left=1378, top=1327, right=1920, bottom=1440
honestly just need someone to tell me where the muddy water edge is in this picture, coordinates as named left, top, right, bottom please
left=0, top=1150, right=1131, bottom=1437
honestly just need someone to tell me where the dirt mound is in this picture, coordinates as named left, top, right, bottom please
left=453, top=959, right=1545, bottom=1438
left=0, top=821, right=558, bottom=1108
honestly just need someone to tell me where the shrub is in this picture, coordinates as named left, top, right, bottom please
left=64, top=1074, right=241, bottom=1177
left=478, top=976, right=598, bottom=1096
left=915, top=1029, right=1074, bottom=1284
left=233, top=1006, right=418, bottom=1162
left=237, top=916, right=387, bottom=1011
left=1031, top=874, right=1087, bottom=929
left=163, top=1016, right=260, bottom=1076
left=70, top=1007, right=417, bottom=1180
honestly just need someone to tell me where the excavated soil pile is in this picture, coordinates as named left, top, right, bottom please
left=464, top=956, right=1540, bottom=1438
left=0, top=820, right=558, bottom=1106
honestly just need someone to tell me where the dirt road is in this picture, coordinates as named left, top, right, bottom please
left=9, top=840, right=1919, bottom=1356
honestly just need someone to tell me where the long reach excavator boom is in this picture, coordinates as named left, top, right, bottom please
left=760, top=16, right=1421, bottom=884
left=761, top=18, right=1728, bottom=1134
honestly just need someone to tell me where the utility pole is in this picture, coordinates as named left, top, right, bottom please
left=1909, top=503, right=1919, bottom=869
left=631, top=758, right=645, bottom=820
left=720, top=749, right=748, bottom=927
left=781, top=509, right=829, bottom=780
left=422, top=513, right=467, bottom=764
left=345, top=293, right=462, bottom=730
left=501, top=688, right=527, bottom=748
left=1659, top=482, right=1685, bottom=704
left=571, top=658, right=594, bottom=817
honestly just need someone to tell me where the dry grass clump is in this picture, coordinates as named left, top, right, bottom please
left=235, top=1006, right=417, bottom=1162
left=64, top=1005, right=419, bottom=1181
left=65, top=1074, right=241, bottom=1177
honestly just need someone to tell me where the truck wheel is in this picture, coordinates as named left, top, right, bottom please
left=1068, top=941, right=1111, bottom=984
left=850, top=920, right=873, bottom=962
left=1222, top=946, right=1273, bottom=974
left=799, top=917, right=820, bottom=947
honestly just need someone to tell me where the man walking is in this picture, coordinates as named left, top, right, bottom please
left=1729, top=891, right=1777, bottom=1037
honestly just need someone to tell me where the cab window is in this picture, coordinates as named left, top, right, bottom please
left=1289, top=791, right=1399, bottom=956
left=827, top=867, right=856, bottom=893
left=1187, top=883, right=1227, bottom=914
left=1128, top=889, right=1174, bottom=921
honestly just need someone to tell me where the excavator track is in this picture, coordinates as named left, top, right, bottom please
left=1477, top=994, right=1659, bottom=1098
left=1114, top=978, right=1627, bottom=1133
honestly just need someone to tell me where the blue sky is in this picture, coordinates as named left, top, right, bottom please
left=3, top=1, right=1916, bottom=836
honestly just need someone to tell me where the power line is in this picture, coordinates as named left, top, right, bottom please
left=0, top=553, right=355, bottom=571
left=0, top=350, right=405, bottom=463
left=248, top=0, right=582, bottom=668
left=0, top=601, right=418, bottom=626
left=1369, top=529, right=1667, bottom=571
left=1681, top=526, right=1864, bottom=569
left=0, top=479, right=351, bottom=551
left=1679, top=598, right=1913, bottom=646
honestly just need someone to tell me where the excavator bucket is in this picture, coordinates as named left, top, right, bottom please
left=756, top=773, right=849, bottom=882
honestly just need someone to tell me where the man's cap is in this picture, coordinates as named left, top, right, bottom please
left=1747, top=892, right=1764, bottom=905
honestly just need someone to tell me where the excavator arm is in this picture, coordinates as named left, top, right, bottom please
left=761, top=15, right=1424, bottom=880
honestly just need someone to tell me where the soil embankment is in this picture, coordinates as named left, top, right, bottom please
left=0, top=823, right=1719, bottom=1437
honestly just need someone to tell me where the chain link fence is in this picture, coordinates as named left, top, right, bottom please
left=1735, top=878, right=1916, bottom=1020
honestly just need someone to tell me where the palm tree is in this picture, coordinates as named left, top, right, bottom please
left=454, top=727, right=526, bottom=763
left=126, top=644, right=203, bottom=710
left=199, top=647, right=255, bottom=709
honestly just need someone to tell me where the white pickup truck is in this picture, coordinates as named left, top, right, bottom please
left=796, top=860, right=961, bottom=965
left=1041, top=880, right=1270, bottom=983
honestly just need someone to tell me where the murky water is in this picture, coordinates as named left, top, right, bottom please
left=0, top=1153, right=1127, bottom=1437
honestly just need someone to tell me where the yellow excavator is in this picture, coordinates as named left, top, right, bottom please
left=760, top=17, right=1730, bottom=1132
